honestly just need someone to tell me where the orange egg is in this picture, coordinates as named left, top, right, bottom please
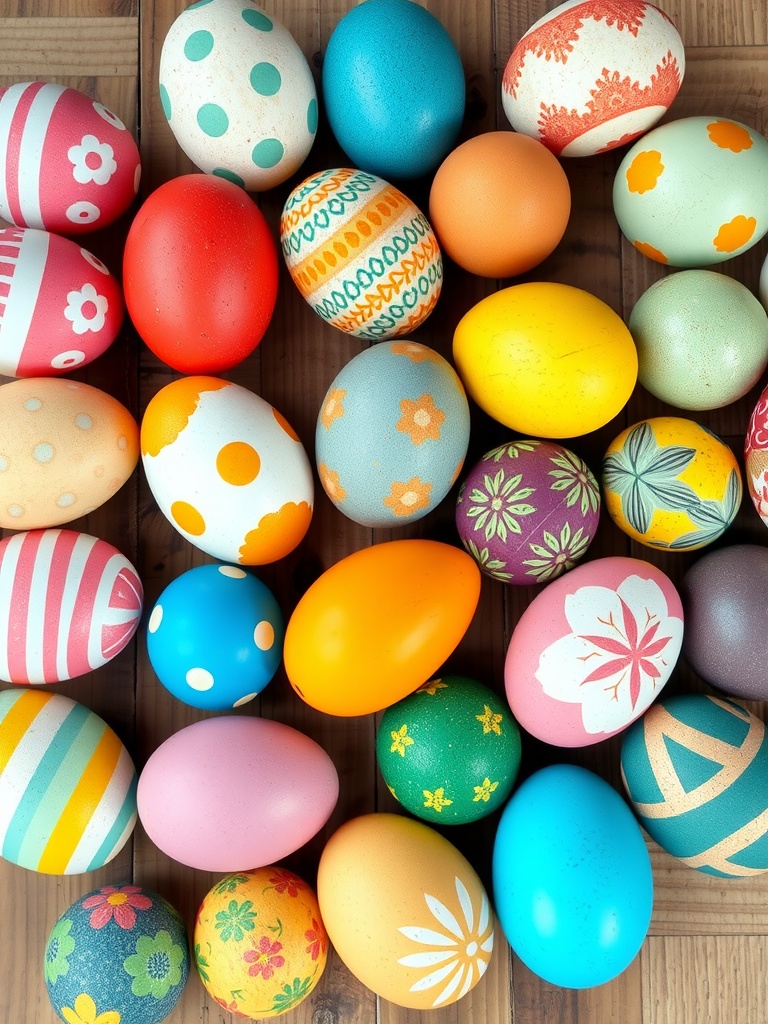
left=428, top=131, right=571, bottom=278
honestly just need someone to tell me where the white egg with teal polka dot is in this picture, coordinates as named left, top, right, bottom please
left=159, top=0, right=318, bottom=191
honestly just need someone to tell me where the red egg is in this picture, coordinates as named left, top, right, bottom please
left=122, top=174, right=278, bottom=374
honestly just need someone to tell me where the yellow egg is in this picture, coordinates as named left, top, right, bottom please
left=452, top=282, right=637, bottom=438
left=317, top=813, right=494, bottom=1009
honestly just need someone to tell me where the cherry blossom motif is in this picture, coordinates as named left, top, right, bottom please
left=81, top=885, right=153, bottom=930
left=68, top=135, right=117, bottom=186
left=535, top=575, right=683, bottom=735
left=243, top=936, right=285, bottom=979
left=64, top=283, right=108, bottom=335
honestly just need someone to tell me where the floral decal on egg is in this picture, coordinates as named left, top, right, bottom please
left=68, top=135, right=117, bottom=186
left=745, top=385, right=768, bottom=529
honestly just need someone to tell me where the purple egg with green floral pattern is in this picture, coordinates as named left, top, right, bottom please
left=455, top=439, right=600, bottom=584
left=44, top=883, right=189, bottom=1024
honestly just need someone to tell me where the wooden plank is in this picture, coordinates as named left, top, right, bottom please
left=0, top=17, right=137, bottom=76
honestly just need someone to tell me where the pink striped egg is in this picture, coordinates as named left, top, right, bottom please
left=0, top=529, right=143, bottom=685
left=0, top=226, right=123, bottom=377
left=0, top=82, right=141, bottom=235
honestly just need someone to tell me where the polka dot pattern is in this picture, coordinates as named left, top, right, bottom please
left=250, top=62, right=281, bottom=96
left=33, top=443, right=53, bottom=463
left=241, top=7, right=273, bottom=30
left=171, top=500, right=206, bottom=536
left=307, top=98, right=318, bottom=134
left=216, top=441, right=261, bottom=486
left=186, top=667, right=214, bottom=691
left=212, top=167, right=245, bottom=188
left=197, top=103, right=229, bottom=138
left=184, top=29, right=214, bottom=60
left=148, top=605, right=164, bottom=632
left=254, top=620, right=275, bottom=650
left=159, top=83, right=172, bottom=120
left=252, top=138, right=284, bottom=168
left=219, top=565, right=247, bottom=579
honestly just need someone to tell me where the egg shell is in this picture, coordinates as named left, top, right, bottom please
left=0, top=81, right=140, bottom=234
left=452, top=282, right=637, bottom=437
left=745, top=381, right=768, bottom=527
left=136, top=715, right=339, bottom=872
left=0, top=226, right=123, bottom=377
left=455, top=438, right=600, bottom=584
left=0, top=528, right=142, bottom=685
left=123, top=174, right=278, bottom=374
left=680, top=545, right=768, bottom=701
left=283, top=539, right=481, bottom=716
left=613, top=116, right=768, bottom=266
left=501, top=0, right=684, bottom=157
left=492, top=764, right=653, bottom=988
left=159, top=0, right=316, bottom=191
left=621, top=693, right=768, bottom=876
left=321, top=0, right=465, bottom=179
left=317, top=812, right=494, bottom=1009
left=505, top=556, right=683, bottom=747
left=602, top=417, right=742, bottom=550
left=0, top=376, right=139, bottom=530
left=0, top=689, right=137, bottom=873
left=194, top=867, right=328, bottom=1018
left=631, top=269, right=768, bottom=411
left=45, top=883, right=189, bottom=1024
left=140, top=376, right=313, bottom=565
left=280, top=168, right=442, bottom=340
left=315, top=340, right=470, bottom=528
left=376, top=675, right=522, bottom=824
left=146, top=562, right=284, bottom=711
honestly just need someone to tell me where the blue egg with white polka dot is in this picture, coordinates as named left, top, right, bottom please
left=146, top=563, right=284, bottom=710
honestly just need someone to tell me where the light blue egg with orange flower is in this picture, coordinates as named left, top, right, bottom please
left=315, top=340, right=470, bottom=527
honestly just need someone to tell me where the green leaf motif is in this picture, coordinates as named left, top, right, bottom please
left=651, top=468, right=743, bottom=550
left=213, top=874, right=250, bottom=895
left=465, top=469, right=537, bottom=543
left=463, top=539, right=514, bottom=581
left=548, top=450, right=600, bottom=517
left=490, top=440, right=541, bottom=460
left=523, top=522, right=591, bottom=581
left=270, top=976, right=314, bottom=1013
left=194, top=943, right=210, bottom=984
left=215, top=899, right=257, bottom=942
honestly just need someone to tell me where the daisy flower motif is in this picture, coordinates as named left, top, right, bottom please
left=64, top=283, right=108, bottom=335
left=396, top=394, right=445, bottom=445
left=81, top=885, right=152, bottom=930
left=383, top=477, right=432, bottom=517
left=68, top=134, right=117, bottom=185
left=318, top=462, right=347, bottom=503
left=61, top=993, right=120, bottom=1024
left=390, top=341, right=441, bottom=364
left=243, top=936, right=285, bottom=980
left=320, top=388, right=346, bottom=429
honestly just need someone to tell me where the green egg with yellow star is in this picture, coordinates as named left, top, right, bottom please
left=376, top=675, right=522, bottom=825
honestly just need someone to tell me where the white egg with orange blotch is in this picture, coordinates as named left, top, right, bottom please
left=140, top=376, right=313, bottom=565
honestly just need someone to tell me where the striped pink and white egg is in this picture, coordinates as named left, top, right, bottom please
left=0, top=529, right=142, bottom=685
left=0, top=81, right=141, bottom=235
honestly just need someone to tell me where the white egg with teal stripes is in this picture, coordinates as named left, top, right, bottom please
left=0, top=689, right=137, bottom=874
left=159, top=0, right=317, bottom=190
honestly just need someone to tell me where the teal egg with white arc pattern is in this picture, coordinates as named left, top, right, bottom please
left=315, top=341, right=470, bottom=527
left=621, top=694, right=768, bottom=878
left=159, top=0, right=317, bottom=190
left=45, top=883, right=190, bottom=1024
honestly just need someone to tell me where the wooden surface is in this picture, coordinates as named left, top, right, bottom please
left=2, top=0, right=768, bottom=1021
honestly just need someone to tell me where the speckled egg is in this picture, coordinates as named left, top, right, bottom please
left=745, top=381, right=768, bottom=527
left=376, top=675, right=521, bottom=825
left=315, top=341, right=469, bottom=527
left=613, top=116, right=768, bottom=266
left=0, top=377, right=139, bottom=530
left=280, top=168, right=442, bottom=340
left=140, top=376, right=313, bottom=565
left=194, top=867, right=328, bottom=1018
left=0, top=81, right=140, bottom=234
left=602, top=417, right=742, bottom=550
left=631, top=269, right=768, bottom=410
left=501, top=0, right=684, bottom=157
left=159, top=0, right=317, bottom=190
left=45, top=884, right=189, bottom=1024
left=455, top=439, right=600, bottom=584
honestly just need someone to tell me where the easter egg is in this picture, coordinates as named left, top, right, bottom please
left=621, top=693, right=768, bottom=876
left=630, top=269, right=768, bottom=411
left=501, top=0, right=684, bottom=157
left=493, top=764, right=653, bottom=988
left=140, top=376, right=313, bottom=565
left=280, top=168, right=442, bottom=340
left=680, top=545, right=768, bottom=701
left=283, top=539, right=481, bottom=716
left=0, top=226, right=123, bottom=377
left=0, top=81, right=141, bottom=234
left=0, top=689, right=137, bottom=873
left=455, top=438, right=600, bottom=584
left=452, top=282, right=637, bottom=437
left=321, top=0, right=465, bottom=180
left=159, top=0, right=317, bottom=191
left=505, top=556, right=683, bottom=747
left=0, top=376, right=139, bottom=530
left=123, top=174, right=278, bottom=373
left=317, top=813, right=494, bottom=1009
left=428, top=131, right=571, bottom=278
left=602, top=417, right=742, bottom=550
left=745, top=381, right=768, bottom=527
left=45, top=883, right=189, bottom=1024
left=194, top=867, right=327, bottom=1018
left=613, top=116, right=768, bottom=266
left=315, top=340, right=470, bottom=527
left=136, top=715, right=339, bottom=872
left=0, top=529, right=142, bottom=685
left=376, top=675, right=522, bottom=824
left=146, top=562, right=284, bottom=710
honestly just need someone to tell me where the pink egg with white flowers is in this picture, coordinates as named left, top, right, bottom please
left=505, top=556, right=683, bottom=747
left=0, top=82, right=141, bottom=234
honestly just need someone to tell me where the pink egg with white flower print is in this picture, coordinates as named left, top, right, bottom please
left=505, top=556, right=683, bottom=747
left=745, top=382, right=768, bottom=529
left=0, top=226, right=123, bottom=377
left=0, top=82, right=141, bottom=235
